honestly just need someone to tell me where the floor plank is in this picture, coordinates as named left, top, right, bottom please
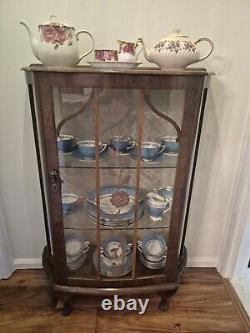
left=0, top=268, right=246, bottom=333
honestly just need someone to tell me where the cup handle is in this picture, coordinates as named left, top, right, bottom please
left=99, top=144, right=108, bottom=154
left=82, top=245, right=90, bottom=254
left=157, top=145, right=165, bottom=156
left=163, top=199, right=171, bottom=214
left=137, top=241, right=143, bottom=253
left=135, top=43, right=143, bottom=61
left=125, top=243, right=133, bottom=256
left=126, top=140, right=136, bottom=152
left=194, top=37, right=214, bottom=63
left=76, top=30, right=95, bottom=62
left=76, top=195, right=83, bottom=206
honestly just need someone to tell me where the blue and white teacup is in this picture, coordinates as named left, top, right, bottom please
left=161, top=136, right=179, bottom=154
left=77, top=140, right=107, bottom=160
left=147, top=192, right=171, bottom=221
left=140, top=142, right=165, bottom=161
left=62, top=193, right=80, bottom=215
left=109, top=136, right=136, bottom=154
left=57, top=134, right=76, bottom=153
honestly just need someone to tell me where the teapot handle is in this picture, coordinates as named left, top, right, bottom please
left=76, top=30, right=95, bottom=62
left=194, top=37, right=214, bottom=63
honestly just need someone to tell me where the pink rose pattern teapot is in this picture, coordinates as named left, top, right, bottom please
left=20, top=15, right=95, bottom=67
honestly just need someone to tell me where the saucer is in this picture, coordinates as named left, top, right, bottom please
left=130, top=152, right=164, bottom=163
left=88, top=61, right=142, bottom=71
left=72, top=149, right=106, bottom=162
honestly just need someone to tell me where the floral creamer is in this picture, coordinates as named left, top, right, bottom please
left=117, top=40, right=142, bottom=62
left=20, top=15, right=95, bottom=67
left=138, top=30, right=213, bottom=69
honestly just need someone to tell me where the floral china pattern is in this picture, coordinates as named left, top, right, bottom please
left=154, top=40, right=196, bottom=53
left=40, top=25, right=73, bottom=49
left=94, top=50, right=118, bottom=62
left=118, top=42, right=136, bottom=55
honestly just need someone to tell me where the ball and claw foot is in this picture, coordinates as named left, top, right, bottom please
left=61, top=303, right=71, bottom=316
left=159, top=297, right=169, bottom=311
left=56, top=297, right=72, bottom=316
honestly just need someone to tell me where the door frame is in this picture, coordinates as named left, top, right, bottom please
left=217, top=109, right=250, bottom=278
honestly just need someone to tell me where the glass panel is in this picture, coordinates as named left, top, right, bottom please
left=52, top=85, right=185, bottom=279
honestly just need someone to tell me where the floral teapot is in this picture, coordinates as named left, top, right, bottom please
left=138, top=30, right=214, bottom=69
left=20, top=15, right=95, bottom=67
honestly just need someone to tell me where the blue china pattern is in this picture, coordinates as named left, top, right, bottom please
left=76, top=140, right=108, bottom=160
left=57, top=134, right=76, bottom=153
left=109, top=136, right=136, bottom=154
left=62, top=193, right=80, bottom=216
left=161, top=136, right=179, bottom=154
left=87, top=186, right=144, bottom=224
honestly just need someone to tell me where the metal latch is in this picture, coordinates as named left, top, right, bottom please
left=49, top=170, right=62, bottom=192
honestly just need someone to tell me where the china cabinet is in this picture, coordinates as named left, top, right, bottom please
left=23, top=65, right=210, bottom=315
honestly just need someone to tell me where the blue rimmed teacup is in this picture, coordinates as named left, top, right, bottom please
left=77, top=140, right=107, bottom=160
left=146, top=192, right=171, bottom=221
left=140, top=142, right=165, bottom=161
left=57, top=134, right=76, bottom=153
left=109, top=136, right=136, bottom=154
left=62, top=193, right=81, bottom=216
left=161, top=136, right=179, bottom=154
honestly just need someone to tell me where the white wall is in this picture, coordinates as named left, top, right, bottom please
left=0, top=0, right=249, bottom=273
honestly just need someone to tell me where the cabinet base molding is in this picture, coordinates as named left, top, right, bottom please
left=42, top=246, right=187, bottom=313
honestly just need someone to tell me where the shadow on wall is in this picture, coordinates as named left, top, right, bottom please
left=22, top=88, right=46, bottom=258
left=186, top=68, right=234, bottom=262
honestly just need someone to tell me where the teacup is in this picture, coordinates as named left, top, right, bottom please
left=139, top=142, right=165, bottom=161
left=57, top=134, right=76, bottom=153
left=77, top=140, right=107, bottom=160
left=109, top=136, right=136, bottom=153
left=94, top=49, right=118, bottom=62
left=62, top=193, right=80, bottom=215
left=117, top=40, right=142, bottom=62
left=161, top=136, right=179, bottom=154
left=147, top=195, right=171, bottom=221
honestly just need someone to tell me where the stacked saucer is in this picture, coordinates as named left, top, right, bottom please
left=93, top=236, right=132, bottom=277
left=138, top=233, right=167, bottom=270
left=65, top=234, right=89, bottom=271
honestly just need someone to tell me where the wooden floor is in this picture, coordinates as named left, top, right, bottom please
left=0, top=268, right=247, bottom=333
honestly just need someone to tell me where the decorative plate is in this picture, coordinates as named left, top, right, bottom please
left=87, top=186, right=144, bottom=225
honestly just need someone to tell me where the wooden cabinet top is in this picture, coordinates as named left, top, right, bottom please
left=22, top=64, right=211, bottom=76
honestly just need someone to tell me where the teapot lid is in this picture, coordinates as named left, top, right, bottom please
left=39, top=15, right=73, bottom=29
left=160, top=29, right=190, bottom=42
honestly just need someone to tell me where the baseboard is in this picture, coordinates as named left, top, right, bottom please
left=187, top=256, right=218, bottom=267
left=13, top=258, right=43, bottom=269
left=12, top=257, right=217, bottom=269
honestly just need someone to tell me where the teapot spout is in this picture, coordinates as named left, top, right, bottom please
left=20, top=21, right=40, bottom=61
left=137, top=37, right=152, bottom=63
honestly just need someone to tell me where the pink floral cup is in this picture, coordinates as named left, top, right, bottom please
left=117, top=40, right=143, bottom=62
left=94, top=49, right=118, bottom=62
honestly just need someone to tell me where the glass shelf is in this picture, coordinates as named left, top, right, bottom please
left=58, top=150, right=178, bottom=169
left=63, top=202, right=171, bottom=230
left=67, top=244, right=166, bottom=281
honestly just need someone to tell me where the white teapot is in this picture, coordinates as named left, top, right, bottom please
left=138, top=30, right=213, bottom=69
left=20, top=15, right=95, bottom=67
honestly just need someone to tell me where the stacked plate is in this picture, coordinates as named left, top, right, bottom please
left=87, top=186, right=144, bottom=228
left=65, top=234, right=89, bottom=271
left=93, top=236, right=132, bottom=277
left=138, top=233, right=167, bottom=269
